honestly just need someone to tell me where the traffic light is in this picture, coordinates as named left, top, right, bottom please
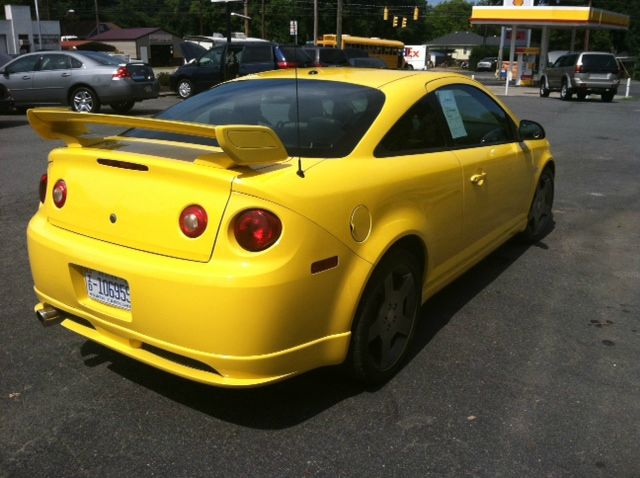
left=402, top=17, right=407, bottom=28
left=413, top=7, right=419, bottom=21
left=383, top=6, right=389, bottom=21
left=392, top=16, right=398, bottom=27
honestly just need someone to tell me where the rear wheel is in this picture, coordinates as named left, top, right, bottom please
left=347, top=249, right=421, bottom=385
left=177, top=79, right=193, bottom=99
left=539, top=78, right=550, bottom=97
left=110, top=100, right=135, bottom=114
left=521, top=168, right=554, bottom=242
left=70, top=86, right=100, bottom=113
left=560, top=80, right=572, bottom=101
left=601, top=91, right=615, bottom=102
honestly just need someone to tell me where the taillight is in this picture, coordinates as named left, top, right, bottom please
left=277, top=61, right=298, bottom=69
left=233, top=209, right=282, bottom=252
left=112, top=66, right=131, bottom=79
left=52, top=179, right=67, bottom=208
left=575, top=64, right=583, bottom=73
left=179, top=205, right=208, bottom=238
left=39, top=174, right=48, bottom=203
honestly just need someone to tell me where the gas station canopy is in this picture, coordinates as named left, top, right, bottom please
left=470, top=6, right=629, bottom=31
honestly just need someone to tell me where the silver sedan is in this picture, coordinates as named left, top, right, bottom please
left=0, top=51, right=159, bottom=113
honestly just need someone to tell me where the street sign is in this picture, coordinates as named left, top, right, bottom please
left=289, top=20, right=298, bottom=36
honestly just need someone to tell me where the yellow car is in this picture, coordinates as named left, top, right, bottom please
left=27, top=69, right=554, bottom=387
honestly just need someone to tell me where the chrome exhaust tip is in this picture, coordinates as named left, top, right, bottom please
left=36, top=306, right=64, bottom=327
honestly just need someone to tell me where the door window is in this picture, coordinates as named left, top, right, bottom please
left=434, top=85, right=516, bottom=147
left=375, top=95, right=448, bottom=156
left=38, top=54, right=71, bottom=71
left=199, top=45, right=224, bottom=67
left=5, top=55, right=39, bottom=74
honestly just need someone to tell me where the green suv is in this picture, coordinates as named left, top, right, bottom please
left=539, top=52, right=620, bottom=102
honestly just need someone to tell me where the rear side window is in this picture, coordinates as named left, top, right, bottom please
left=581, top=54, right=618, bottom=73
left=242, top=45, right=273, bottom=63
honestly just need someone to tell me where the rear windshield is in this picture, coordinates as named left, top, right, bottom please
left=581, top=54, right=618, bottom=73
left=241, top=45, right=273, bottom=63
left=79, top=51, right=123, bottom=66
left=124, top=79, right=385, bottom=158
left=318, top=49, right=349, bottom=65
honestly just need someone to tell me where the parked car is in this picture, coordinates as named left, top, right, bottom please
left=27, top=69, right=554, bottom=387
left=476, top=57, right=498, bottom=72
left=170, top=42, right=313, bottom=99
left=539, top=51, right=620, bottom=102
left=0, top=83, right=14, bottom=113
left=0, top=50, right=159, bottom=113
left=302, top=47, right=350, bottom=67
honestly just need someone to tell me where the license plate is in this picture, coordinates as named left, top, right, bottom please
left=590, top=74, right=608, bottom=80
left=144, top=85, right=152, bottom=93
left=85, top=269, right=131, bottom=310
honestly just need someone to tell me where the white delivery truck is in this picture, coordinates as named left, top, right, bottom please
left=404, top=45, right=434, bottom=70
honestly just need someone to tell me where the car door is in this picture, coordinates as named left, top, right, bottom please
left=374, top=93, right=464, bottom=289
left=430, top=83, right=532, bottom=258
left=192, top=45, right=225, bottom=91
left=0, top=54, right=40, bottom=104
left=31, top=53, right=76, bottom=104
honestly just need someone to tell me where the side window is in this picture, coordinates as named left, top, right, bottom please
left=434, top=85, right=515, bottom=147
left=241, top=45, right=273, bottom=63
left=39, top=54, right=71, bottom=71
left=5, top=55, right=39, bottom=74
left=375, top=95, right=448, bottom=157
left=200, top=45, right=224, bottom=66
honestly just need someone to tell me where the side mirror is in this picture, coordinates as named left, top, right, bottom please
left=519, top=119, right=546, bottom=141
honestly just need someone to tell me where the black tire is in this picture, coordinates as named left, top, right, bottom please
left=560, top=80, right=572, bottom=101
left=110, top=100, right=135, bottom=114
left=521, top=168, right=554, bottom=242
left=576, top=91, right=587, bottom=101
left=70, top=86, right=100, bottom=113
left=177, top=79, right=193, bottom=99
left=539, top=78, right=550, bottom=97
left=601, top=92, right=614, bottom=103
left=347, top=248, right=421, bottom=385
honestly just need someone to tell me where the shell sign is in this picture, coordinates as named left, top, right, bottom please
left=503, top=0, right=534, bottom=5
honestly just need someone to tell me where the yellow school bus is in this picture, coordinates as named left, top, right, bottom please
left=317, top=34, right=405, bottom=69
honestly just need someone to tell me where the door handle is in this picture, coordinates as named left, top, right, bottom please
left=470, top=171, right=487, bottom=186
left=22, top=75, right=31, bottom=80
left=61, top=72, right=71, bottom=77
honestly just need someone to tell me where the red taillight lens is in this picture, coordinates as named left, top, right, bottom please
left=39, top=174, right=48, bottom=203
left=234, top=209, right=282, bottom=252
left=112, top=66, right=131, bottom=79
left=179, top=205, right=208, bottom=238
left=52, top=179, right=67, bottom=208
left=277, top=61, right=298, bottom=69
left=575, top=64, right=583, bottom=73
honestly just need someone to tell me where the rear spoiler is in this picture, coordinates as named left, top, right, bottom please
left=27, top=108, right=289, bottom=167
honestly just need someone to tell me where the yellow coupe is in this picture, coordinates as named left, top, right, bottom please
left=27, top=69, right=554, bottom=387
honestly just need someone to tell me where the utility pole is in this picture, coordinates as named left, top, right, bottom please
left=244, top=0, right=249, bottom=37
left=261, top=0, right=265, bottom=38
left=336, top=0, right=343, bottom=50
left=313, top=0, right=318, bottom=45
left=33, top=0, right=43, bottom=50
left=584, top=0, right=592, bottom=50
left=94, top=0, right=100, bottom=35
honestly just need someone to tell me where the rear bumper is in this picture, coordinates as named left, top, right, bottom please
left=98, top=79, right=160, bottom=103
left=27, top=202, right=370, bottom=386
left=570, top=78, right=619, bottom=94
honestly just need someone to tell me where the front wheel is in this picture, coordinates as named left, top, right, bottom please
left=177, top=79, right=193, bottom=99
left=539, top=78, right=550, bottom=97
left=560, top=81, right=572, bottom=101
left=71, top=86, right=100, bottom=113
left=347, top=249, right=421, bottom=385
left=110, top=100, right=135, bottom=114
left=521, top=168, right=554, bottom=242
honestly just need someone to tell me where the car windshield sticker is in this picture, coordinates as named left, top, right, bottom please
left=436, top=90, right=467, bottom=140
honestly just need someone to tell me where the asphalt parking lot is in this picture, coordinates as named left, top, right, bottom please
left=1, top=90, right=639, bottom=477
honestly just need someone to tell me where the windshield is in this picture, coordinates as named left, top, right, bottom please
left=124, top=79, right=385, bottom=158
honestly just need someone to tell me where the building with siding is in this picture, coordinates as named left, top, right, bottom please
left=1, top=4, right=60, bottom=55
left=90, top=28, right=183, bottom=66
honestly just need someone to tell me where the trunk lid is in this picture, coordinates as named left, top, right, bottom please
left=45, top=145, right=235, bottom=262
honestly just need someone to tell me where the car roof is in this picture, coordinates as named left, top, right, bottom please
left=237, top=68, right=466, bottom=89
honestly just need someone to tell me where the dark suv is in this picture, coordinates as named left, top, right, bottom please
left=170, top=42, right=312, bottom=98
left=539, top=51, right=620, bottom=102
